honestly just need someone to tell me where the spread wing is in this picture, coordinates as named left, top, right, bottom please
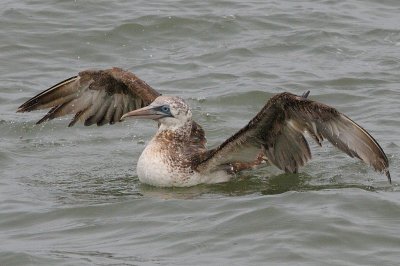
left=196, top=92, right=391, bottom=182
left=17, top=67, right=161, bottom=126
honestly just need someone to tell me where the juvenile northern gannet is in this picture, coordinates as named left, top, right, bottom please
left=17, top=68, right=391, bottom=187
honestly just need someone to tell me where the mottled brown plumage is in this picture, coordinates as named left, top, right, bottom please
left=17, top=68, right=391, bottom=186
left=197, top=92, right=391, bottom=183
left=17, top=67, right=160, bottom=126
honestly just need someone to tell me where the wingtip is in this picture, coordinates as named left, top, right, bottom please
left=386, top=170, right=392, bottom=184
left=16, top=103, right=30, bottom=113
left=301, top=90, right=311, bottom=99
left=36, top=115, right=52, bottom=125
left=68, top=119, right=77, bottom=127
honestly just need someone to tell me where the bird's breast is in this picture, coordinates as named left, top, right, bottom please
left=136, top=138, right=193, bottom=187
left=136, top=137, right=231, bottom=187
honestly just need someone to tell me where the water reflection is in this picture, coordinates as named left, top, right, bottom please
left=20, top=163, right=394, bottom=205
left=138, top=172, right=388, bottom=200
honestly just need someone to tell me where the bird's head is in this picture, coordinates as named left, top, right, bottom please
left=121, top=96, right=192, bottom=131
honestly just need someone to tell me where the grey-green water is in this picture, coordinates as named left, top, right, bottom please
left=1, top=1, right=400, bottom=265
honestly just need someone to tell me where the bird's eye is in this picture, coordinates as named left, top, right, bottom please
left=161, top=106, right=170, bottom=113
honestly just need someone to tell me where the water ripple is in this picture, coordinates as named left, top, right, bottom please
left=1, top=0, right=400, bottom=265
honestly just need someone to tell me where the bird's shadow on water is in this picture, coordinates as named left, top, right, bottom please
left=138, top=172, right=382, bottom=200
left=257, top=173, right=379, bottom=195
left=31, top=169, right=390, bottom=205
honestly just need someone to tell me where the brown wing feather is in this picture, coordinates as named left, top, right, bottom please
left=197, top=92, right=390, bottom=182
left=17, top=67, right=161, bottom=126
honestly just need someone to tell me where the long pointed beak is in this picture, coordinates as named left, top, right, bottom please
left=121, top=105, right=164, bottom=120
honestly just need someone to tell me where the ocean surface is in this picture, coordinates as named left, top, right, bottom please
left=1, top=0, right=400, bottom=265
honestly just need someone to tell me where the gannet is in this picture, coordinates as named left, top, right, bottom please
left=17, top=67, right=391, bottom=187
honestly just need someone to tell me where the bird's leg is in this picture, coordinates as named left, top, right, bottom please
left=228, top=150, right=269, bottom=174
